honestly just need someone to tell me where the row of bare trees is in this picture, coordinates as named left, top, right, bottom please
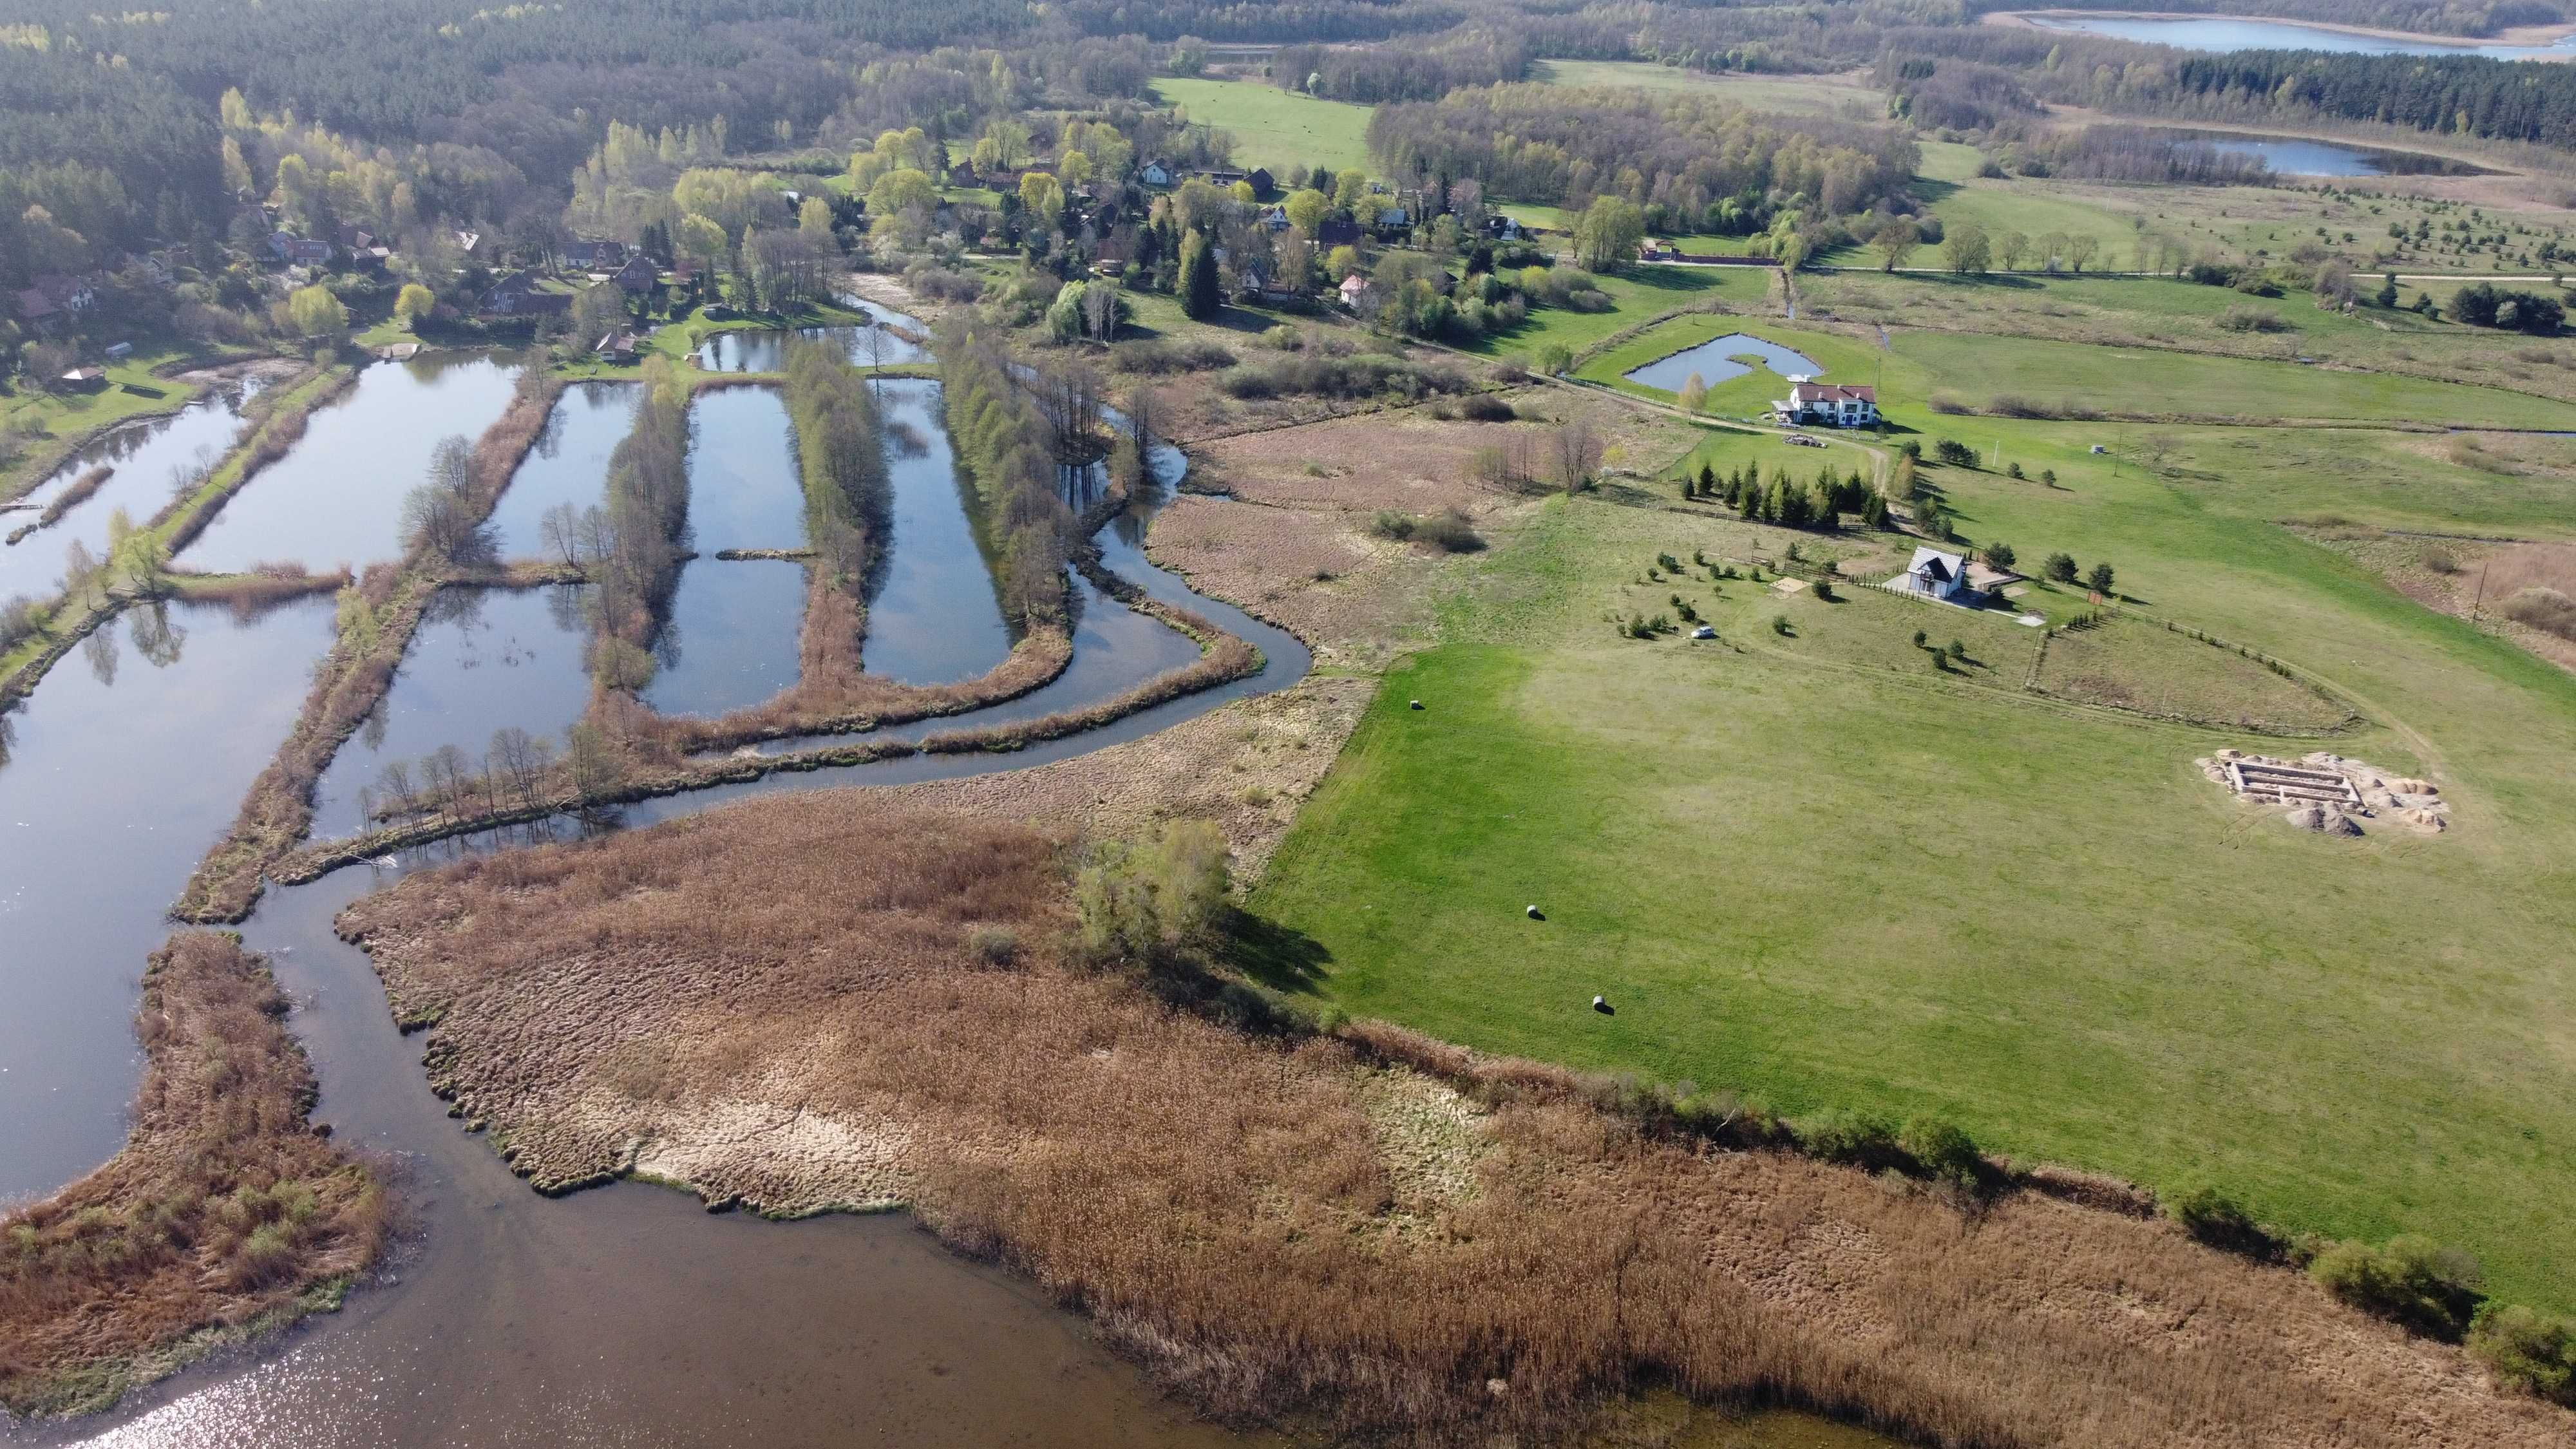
left=936, top=319, right=1075, bottom=630
left=366, top=723, right=620, bottom=824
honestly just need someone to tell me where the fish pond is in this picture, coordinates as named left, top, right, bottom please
left=1623, top=333, right=1822, bottom=393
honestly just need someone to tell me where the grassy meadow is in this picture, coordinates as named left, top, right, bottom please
left=1250, top=313, right=2576, bottom=1312
left=2, top=347, right=220, bottom=505
left=1461, top=263, right=1771, bottom=359
left=1151, top=76, right=1374, bottom=176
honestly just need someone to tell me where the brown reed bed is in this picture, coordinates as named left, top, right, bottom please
left=0, top=933, right=386, bottom=1420
left=337, top=798, right=2575, bottom=1449
left=3, top=465, right=112, bottom=545
left=171, top=374, right=565, bottom=923
left=164, top=564, right=352, bottom=616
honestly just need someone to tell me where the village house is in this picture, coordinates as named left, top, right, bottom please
left=1140, top=158, right=1174, bottom=187
left=593, top=330, right=639, bottom=363
left=612, top=254, right=660, bottom=294
left=1262, top=205, right=1293, bottom=232
left=1245, top=167, right=1275, bottom=198
left=1482, top=214, right=1524, bottom=242
left=1374, top=205, right=1412, bottom=233
left=1893, top=546, right=1978, bottom=604
left=1337, top=272, right=1372, bottom=311
left=1640, top=238, right=1680, bottom=262
left=268, top=232, right=334, bottom=267
left=477, top=270, right=569, bottom=318
left=1235, top=265, right=1296, bottom=306
left=1775, top=380, right=1878, bottom=428
left=14, top=273, right=97, bottom=331
left=562, top=238, right=627, bottom=272
left=1318, top=216, right=1361, bottom=249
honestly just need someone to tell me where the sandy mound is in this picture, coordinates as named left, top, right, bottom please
left=2206, top=751, right=2452, bottom=837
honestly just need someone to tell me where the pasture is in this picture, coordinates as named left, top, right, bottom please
left=1152, top=77, right=1375, bottom=176
left=1250, top=319, right=2576, bottom=1313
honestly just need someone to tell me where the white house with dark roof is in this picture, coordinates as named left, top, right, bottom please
left=1776, top=379, right=1877, bottom=427
left=1893, top=546, right=1976, bottom=603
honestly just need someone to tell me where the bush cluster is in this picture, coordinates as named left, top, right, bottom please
left=2308, top=1234, right=2486, bottom=1340
left=1218, top=354, right=1473, bottom=401
left=1112, top=338, right=1235, bottom=374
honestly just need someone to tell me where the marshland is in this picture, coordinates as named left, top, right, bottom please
left=11, top=0, right=2576, bottom=1441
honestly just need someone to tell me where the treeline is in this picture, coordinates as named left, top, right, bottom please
left=1050, top=0, right=1464, bottom=43
left=588, top=358, right=694, bottom=690
left=936, top=321, right=1073, bottom=630
left=1271, top=29, right=1530, bottom=102
left=782, top=339, right=892, bottom=592
left=2030, top=124, right=2275, bottom=184
left=2170, top=50, right=2576, bottom=147
left=1884, top=25, right=2576, bottom=149
left=1367, top=84, right=1918, bottom=222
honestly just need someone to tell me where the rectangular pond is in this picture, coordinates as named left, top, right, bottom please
left=862, top=377, right=1015, bottom=687
left=1, top=378, right=263, bottom=605
left=484, top=380, right=641, bottom=557
left=1622, top=332, right=1821, bottom=393
left=307, top=585, right=600, bottom=839
left=180, top=352, right=521, bottom=574
left=694, top=301, right=935, bottom=374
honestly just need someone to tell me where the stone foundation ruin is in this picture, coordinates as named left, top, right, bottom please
left=2196, top=749, right=2450, bottom=836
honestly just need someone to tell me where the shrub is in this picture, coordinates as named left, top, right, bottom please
left=2502, top=587, right=2576, bottom=642
left=1911, top=629, right=1927, bottom=648
left=2086, top=561, right=2116, bottom=596
left=2005, top=461, right=2024, bottom=479
left=1113, top=338, right=1236, bottom=374
left=967, top=925, right=1021, bottom=965
left=1927, top=393, right=1968, bottom=415
left=2166, top=1186, right=2274, bottom=1256
left=1983, top=541, right=2016, bottom=570
left=1946, top=639, right=1966, bottom=660
left=2215, top=306, right=2293, bottom=334
left=1770, top=613, right=1792, bottom=636
left=1414, top=509, right=1485, bottom=553
left=1933, top=439, right=1978, bottom=468
left=2420, top=545, right=2461, bottom=575
left=1458, top=393, right=1517, bottom=422
left=2468, top=1303, right=2576, bottom=1403
left=0, top=594, right=41, bottom=653
left=2043, top=551, right=2078, bottom=583
left=2309, top=1235, right=2485, bottom=1340
left=1898, top=1117, right=1984, bottom=1190
left=1799, top=1108, right=1904, bottom=1171
left=1368, top=510, right=1417, bottom=542
left=1812, top=579, right=1837, bottom=601
left=1260, top=324, right=1302, bottom=350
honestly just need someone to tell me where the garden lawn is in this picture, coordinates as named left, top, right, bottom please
left=1152, top=77, right=1374, bottom=176
left=3, top=348, right=216, bottom=504
left=1253, top=393, right=2576, bottom=1313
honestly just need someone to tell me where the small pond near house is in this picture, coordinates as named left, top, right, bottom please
left=180, top=353, right=520, bottom=575
left=1624, top=333, right=1822, bottom=393
left=694, top=301, right=936, bottom=374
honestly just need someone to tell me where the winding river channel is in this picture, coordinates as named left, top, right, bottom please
left=0, top=347, right=1316, bottom=1446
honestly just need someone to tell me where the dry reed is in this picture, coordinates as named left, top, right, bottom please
left=3, top=466, right=112, bottom=545
left=0, top=934, right=386, bottom=1419
left=339, top=799, right=2574, bottom=1449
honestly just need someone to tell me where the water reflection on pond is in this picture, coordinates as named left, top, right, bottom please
left=1623, top=333, right=1822, bottom=393
left=694, top=302, right=934, bottom=374
left=483, top=381, right=638, bottom=556
left=307, top=586, right=596, bottom=839
left=862, top=377, right=1014, bottom=685
left=181, top=354, right=519, bottom=574
left=0, top=596, right=336, bottom=1197
left=0, top=379, right=265, bottom=603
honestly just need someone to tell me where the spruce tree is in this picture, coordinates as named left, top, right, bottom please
left=1179, top=231, right=1220, bottom=320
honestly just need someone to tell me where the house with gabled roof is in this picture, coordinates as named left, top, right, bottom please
left=1776, top=380, right=1877, bottom=428
left=1893, top=546, right=1976, bottom=604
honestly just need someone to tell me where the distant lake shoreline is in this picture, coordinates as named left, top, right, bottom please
left=1991, top=10, right=2576, bottom=59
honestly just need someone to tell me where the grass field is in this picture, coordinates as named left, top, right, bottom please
left=1530, top=61, right=1887, bottom=118
left=1459, top=263, right=1770, bottom=360
left=1574, top=316, right=1873, bottom=414
left=1251, top=305, right=2576, bottom=1312
left=1152, top=77, right=1374, bottom=176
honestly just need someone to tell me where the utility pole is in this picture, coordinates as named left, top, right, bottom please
left=2472, top=558, right=2490, bottom=627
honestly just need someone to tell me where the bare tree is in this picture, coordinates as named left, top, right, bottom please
left=565, top=722, right=616, bottom=800
left=376, top=759, right=415, bottom=815
left=489, top=727, right=545, bottom=808
left=1550, top=417, right=1604, bottom=496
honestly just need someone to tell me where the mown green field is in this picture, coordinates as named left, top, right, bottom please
left=1250, top=321, right=2576, bottom=1314
left=1152, top=77, right=1375, bottom=176
left=1461, top=264, right=1770, bottom=359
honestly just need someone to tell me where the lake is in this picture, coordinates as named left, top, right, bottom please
left=1624, top=333, right=1823, bottom=393
left=2021, top=11, right=2576, bottom=58
left=2142, top=128, right=2483, bottom=176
